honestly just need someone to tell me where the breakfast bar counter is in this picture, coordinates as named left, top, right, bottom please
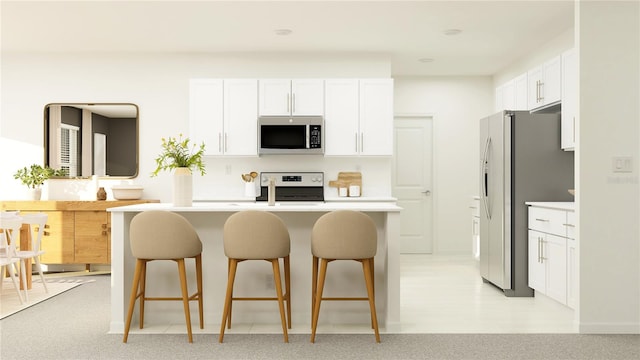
left=108, top=201, right=402, bottom=334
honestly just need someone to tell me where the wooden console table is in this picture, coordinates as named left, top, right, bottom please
left=1, top=200, right=159, bottom=288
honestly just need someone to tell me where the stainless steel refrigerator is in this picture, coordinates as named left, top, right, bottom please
left=479, top=110, right=574, bottom=297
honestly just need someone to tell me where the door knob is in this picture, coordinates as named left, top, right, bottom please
left=422, top=190, right=431, bottom=196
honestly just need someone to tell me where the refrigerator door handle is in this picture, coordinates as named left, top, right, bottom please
left=481, top=137, right=492, bottom=220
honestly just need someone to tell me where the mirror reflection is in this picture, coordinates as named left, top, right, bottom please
left=44, top=103, right=138, bottom=178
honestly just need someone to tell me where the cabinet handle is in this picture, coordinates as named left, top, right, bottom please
left=102, top=231, right=107, bottom=236
left=538, top=237, right=542, bottom=263
left=292, top=93, right=296, bottom=113
left=44, top=224, right=50, bottom=229
left=536, top=80, right=540, bottom=102
left=469, top=206, right=478, bottom=209
left=224, top=133, right=228, bottom=153
left=540, top=238, right=546, bottom=262
left=218, top=133, right=222, bottom=153
left=355, top=133, right=358, bottom=152
left=563, top=223, right=575, bottom=228
left=43, top=231, right=50, bottom=236
left=101, top=223, right=107, bottom=229
left=360, top=133, right=364, bottom=152
left=287, top=94, right=291, bottom=113
left=535, top=218, right=549, bottom=222
left=572, top=116, right=576, bottom=143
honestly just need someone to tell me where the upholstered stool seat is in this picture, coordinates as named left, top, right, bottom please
left=219, top=210, right=291, bottom=343
left=310, top=210, right=380, bottom=343
left=123, top=211, right=203, bottom=343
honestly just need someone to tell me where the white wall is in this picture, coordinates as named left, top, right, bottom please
left=394, top=76, right=493, bottom=253
left=0, top=53, right=393, bottom=202
left=578, top=0, right=640, bottom=333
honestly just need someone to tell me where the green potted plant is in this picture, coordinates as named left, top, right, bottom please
left=13, top=164, right=66, bottom=200
left=151, top=134, right=206, bottom=207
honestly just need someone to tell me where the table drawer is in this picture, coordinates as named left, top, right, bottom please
left=528, top=207, right=567, bottom=236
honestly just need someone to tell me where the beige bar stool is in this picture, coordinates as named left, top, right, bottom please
left=219, top=210, right=291, bottom=343
left=123, top=211, right=203, bottom=343
left=310, top=210, right=380, bottom=343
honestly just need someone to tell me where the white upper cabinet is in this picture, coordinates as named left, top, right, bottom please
left=561, top=48, right=577, bottom=151
left=190, top=79, right=258, bottom=156
left=324, top=79, right=360, bottom=156
left=359, top=79, right=394, bottom=155
left=324, top=79, right=394, bottom=156
left=528, top=55, right=562, bottom=110
left=495, top=73, right=528, bottom=112
left=223, top=79, right=258, bottom=156
left=189, top=79, right=224, bottom=156
left=258, top=79, right=324, bottom=116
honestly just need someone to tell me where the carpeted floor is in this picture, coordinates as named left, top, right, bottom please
left=0, top=277, right=92, bottom=319
left=0, top=274, right=638, bottom=360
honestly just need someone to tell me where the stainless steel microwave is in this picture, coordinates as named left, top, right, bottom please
left=258, top=116, right=324, bottom=155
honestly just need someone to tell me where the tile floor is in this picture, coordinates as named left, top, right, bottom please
left=399, top=254, right=577, bottom=333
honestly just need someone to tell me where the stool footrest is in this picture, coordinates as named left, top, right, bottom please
left=144, top=293, right=200, bottom=301
left=232, top=296, right=289, bottom=301
left=321, top=297, right=368, bottom=301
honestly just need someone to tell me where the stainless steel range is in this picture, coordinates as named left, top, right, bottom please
left=256, top=172, right=324, bottom=202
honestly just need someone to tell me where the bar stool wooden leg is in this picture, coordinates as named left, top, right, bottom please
left=219, top=259, right=238, bottom=343
left=177, top=258, right=194, bottom=343
left=226, top=258, right=233, bottom=329
left=311, top=255, right=318, bottom=327
left=271, top=259, right=289, bottom=343
left=362, top=258, right=380, bottom=343
left=195, top=254, right=204, bottom=329
left=284, top=255, right=291, bottom=329
left=139, top=260, right=147, bottom=329
left=123, top=259, right=143, bottom=343
left=310, top=258, right=329, bottom=343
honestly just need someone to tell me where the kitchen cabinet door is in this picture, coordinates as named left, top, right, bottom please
left=189, top=79, right=224, bottom=155
left=324, top=79, right=359, bottom=156
left=566, top=237, right=577, bottom=309
left=74, top=211, right=109, bottom=264
left=528, top=56, right=562, bottom=111
left=291, top=79, right=324, bottom=115
left=561, top=48, right=577, bottom=151
left=258, top=79, right=324, bottom=116
left=359, top=79, right=393, bottom=156
left=223, top=79, right=258, bottom=155
left=528, top=230, right=546, bottom=293
left=544, top=233, right=567, bottom=305
left=514, top=73, right=529, bottom=110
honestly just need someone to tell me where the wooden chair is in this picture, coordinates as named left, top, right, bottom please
left=310, top=210, right=380, bottom=343
left=123, top=211, right=203, bottom=343
left=219, top=210, right=291, bottom=343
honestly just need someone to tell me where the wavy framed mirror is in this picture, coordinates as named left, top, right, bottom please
left=44, top=103, right=139, bottom=178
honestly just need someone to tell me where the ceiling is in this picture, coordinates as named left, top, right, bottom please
left=1, top=0, right=574, bottom=76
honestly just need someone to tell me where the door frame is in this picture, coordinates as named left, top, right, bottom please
left=393, top=113, right=438, bottom=254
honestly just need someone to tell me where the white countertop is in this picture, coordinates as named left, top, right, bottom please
left=525, top=201, right=575, bottom=211
left=107, top=201, right=402, bottom=213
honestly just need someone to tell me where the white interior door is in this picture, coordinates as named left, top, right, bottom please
left=393, top=117, right=434, bottom=253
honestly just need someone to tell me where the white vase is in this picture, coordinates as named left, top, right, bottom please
left=173, top=167, right=193, bottom=207
left=29, top=188, right=42, bottom=201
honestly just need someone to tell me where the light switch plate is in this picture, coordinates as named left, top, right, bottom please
left=612, top=156, right=633, bottom=173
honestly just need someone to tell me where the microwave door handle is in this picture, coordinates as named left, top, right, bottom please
left=306, top=125, right=310, bottom=149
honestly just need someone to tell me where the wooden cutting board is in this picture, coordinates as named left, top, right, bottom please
left=328, top=172, right=362, bottom=194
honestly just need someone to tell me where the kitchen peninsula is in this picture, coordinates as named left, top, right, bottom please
left=108, top=201, right=402, bottom=334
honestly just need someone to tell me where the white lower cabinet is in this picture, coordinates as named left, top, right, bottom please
left=527, top=205, right=576, bottom=307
